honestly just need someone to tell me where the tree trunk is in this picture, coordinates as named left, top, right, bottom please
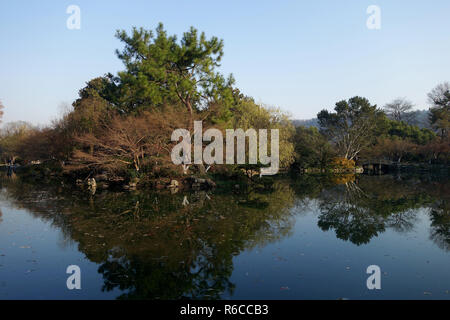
left=186, top=100, right=194, bottom=132
left=186, top=100, right=193, bottom=116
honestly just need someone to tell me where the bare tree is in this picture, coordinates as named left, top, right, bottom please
left=67, top=109, right=189, bottom=176
left=369, top=136, right=416, bottom=163
left=383, top=98, right=414, bottom=123
left=428, top=82, right=450, bottom=107
left=0, top=121, right=34, bottom=163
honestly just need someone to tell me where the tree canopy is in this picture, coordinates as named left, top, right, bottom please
left=383, top=98, right=414, bottom=123
left=428, top=82, right=450, bottom=137
left=113, top=23, right=235, bottom=121
left=317, top=96, right=385, bottom=160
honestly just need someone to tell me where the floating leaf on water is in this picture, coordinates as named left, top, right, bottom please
left=25, top=269, right=37, bottom=274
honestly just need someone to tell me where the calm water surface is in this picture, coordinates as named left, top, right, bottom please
left=0, top=173, right=449, bottom=299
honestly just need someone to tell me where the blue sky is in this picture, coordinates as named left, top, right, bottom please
left=1, top=0, right=449, bottom=125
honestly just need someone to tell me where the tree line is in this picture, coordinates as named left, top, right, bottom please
left=294, top=89, right=449, bottom=171
left=0, top=23, right=448, bottom=183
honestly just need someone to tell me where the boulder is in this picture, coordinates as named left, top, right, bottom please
left=169, top=179, right=179, bottom=188
left=87, top=178, right=97, bottom=188
left=87, top=178, right=97, bottom=194
left=188, top=177, right=216, bottom=190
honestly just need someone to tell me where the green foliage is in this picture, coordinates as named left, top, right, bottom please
left=71, top=77, right=112, bottom=134
left=113, top=23, right=235, bottom=119
left=385, top=119, right=436, bottom=145
left=317, top=96, right=385, bottom=160
left=2, top=24, right=448, bottom=179
left=231, top=96, right=295, bottom=169
left=293, top=126, right=335, bottom=170
left=428, top=82, right=450, bottom=137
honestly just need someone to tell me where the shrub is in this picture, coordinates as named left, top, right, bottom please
left=330, top=157, right=356, bottom=170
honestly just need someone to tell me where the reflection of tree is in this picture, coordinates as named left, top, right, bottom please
left=429, top=200, right=450, bottom=251
left=317, top=183, right=386, bottom=245
left=99, top=248, right=235, bottom=299
left=385, top=209, right=417, bottom=232
left=2, top=172, right=449, bottom=297
left=314, top=176, right=437, bottom=245
left=0, top=175, right=296, bottom=299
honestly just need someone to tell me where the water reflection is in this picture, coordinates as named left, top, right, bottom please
left=313, top=176, right=428, bottom=245
left=429, top=200, right=450, bottom=252
left=308, top=175, right=448, bottom=247
left=0, top=172, right=449, bottom=299
left=0, top=176, right=296, bottom=299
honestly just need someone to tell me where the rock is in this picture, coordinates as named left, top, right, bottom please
left=87, top=178, right=97, bottom=194
left=188, top=177, right=216, bottom=190
left=128, top=182, right=137, bottom=189
left=87, top=178, right=96, bottom=187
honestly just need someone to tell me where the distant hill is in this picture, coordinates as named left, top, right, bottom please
left=292, top=118, right=319, bottom=128
left=292, top=109, right=432, bottom=130
left=404, top=110, right=431, bottom=129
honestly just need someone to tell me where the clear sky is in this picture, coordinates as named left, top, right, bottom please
left=1, top=0, right=449, bottom=125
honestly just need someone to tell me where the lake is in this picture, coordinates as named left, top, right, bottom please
left=0, top=173, right=449, bottom=299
